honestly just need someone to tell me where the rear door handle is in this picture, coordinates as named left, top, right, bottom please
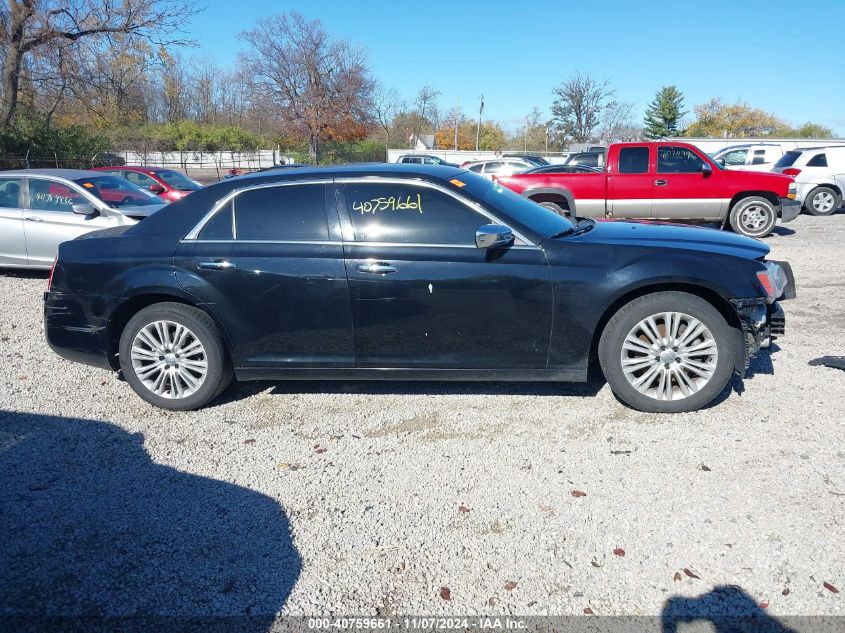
left=198, top=260, right=236, bottom=270
left=24, top=216, right=43, bottom=222
left=654, top=179, right=668, bottom=186
left=357, top=262, right=398, bottom=274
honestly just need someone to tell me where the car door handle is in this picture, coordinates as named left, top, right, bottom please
left=24, top=216, right=43, bottom=222
left=198, top=260, right=236, bottom=270
left=654, top=179, right=668, bottom=186
left=357, top=262, right=398, bottom=274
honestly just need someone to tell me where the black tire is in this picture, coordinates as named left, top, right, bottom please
left=118, top=302, right=233, bottom=411
left=728, top=196, right=777, bottom=238
left=804, top=186, right=841, bottom=216
left=598, top=292, right=738, bottom=413
left=537, top=201, right=569, bottom=216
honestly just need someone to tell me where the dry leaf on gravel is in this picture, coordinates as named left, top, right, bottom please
left=571, top=490, right=587, bottom=497
left=439, top=586, right=451, bottom=601
left=613, top=548, right=625, bottom=557
left=684, top=568, right=701, bottom=579
left=458, top=504, right=470, bottom=513
left=243, top=439, right=256, bottom=445
left=782, top=588, right=790, bottom=596
left=504, top=581, right=517, bottom=591
left=823, top=582, right=839, bottom=594
left=583, top=607, right=594, bottom=615
left=673, top=572, right=682, bottom=582
left=591, top=560, right=601, bottom=568
left=760, top=600, right=769, bottom=609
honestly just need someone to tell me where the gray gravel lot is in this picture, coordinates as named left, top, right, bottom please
left=1, top=213, right=843, bottom=623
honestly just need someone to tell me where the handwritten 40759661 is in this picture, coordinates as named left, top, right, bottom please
left=352, top=194, right=423, bottom=215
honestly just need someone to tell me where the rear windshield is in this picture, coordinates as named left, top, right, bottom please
left=156, top=170, right=201, bottom=191
left=774, top=151, right=801, bottom=168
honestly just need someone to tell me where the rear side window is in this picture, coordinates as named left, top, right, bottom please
left=618, top=147, right=649, bottom=174
left=345, top=182, right=485, bottom=245
left=752, top=149, right=767, bottom=165
left=482, top=161, right=504, bottom=173
left=28, top=179, right=86, bottom=212
left=0, top=177, right=22, bottom=208
left=198, top=200, right=233, bottom=240
left=775, top=151, right=801, bottom=168
left=806, top=153, right=827, bottom=167
left=467, top=164, right=483, bottom=173
left=720, top=149, right=748, bottom=166
left=233, top=184, right=329, bottom=241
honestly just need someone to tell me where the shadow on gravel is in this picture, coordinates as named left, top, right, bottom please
left=771, top=226, right=796, bottom=237
left=0, top=410, right=300, bottom=632
left=662, top=585, right=797, bottom=632
left=0, top=270, right=49, bottom=280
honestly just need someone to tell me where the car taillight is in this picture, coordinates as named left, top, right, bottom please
left=783, top=168, right=801, bottom=177
left=47, top=257, right=56, bottom=292
left=787, top=182, right=797, bottom=200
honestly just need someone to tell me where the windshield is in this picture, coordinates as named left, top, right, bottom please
left=73, top=175, right=161, bottom=208
left=156, top=170, right=201, bottom=190
left=457, top=170, right=576, bottom=237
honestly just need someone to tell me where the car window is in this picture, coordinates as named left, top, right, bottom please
left=657, top=146, right=705, bottom=173
left=806, top=153, right=827, bottom=167
left=467, top=164, right=483, bottom=173
left=346, top=182, right=486, bottom=245
left=751, top=149, right=768, bottom=165
left=422, top=157, right=437, bottom=165
left=124, top=171, right=159, bottom=188
left=234, top=183, right=329, bottom=241
left=72, top=175, right=161, bottom=207
left=482, top=162, right=504, bottom=173
left=157, top=170, right=201, bottom=191
left=618, top=147, right=649, bottom=174
left=198, top=200, right=234, bottom=240
left=29, top=179, right=87, bottom=212
left=0, top=177, right=22, bottom=208
left=721, top=149, right=748, bottom=166
left=775, top=151, right=802, bottom=168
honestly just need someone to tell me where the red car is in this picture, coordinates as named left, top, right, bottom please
left=495, top=142, right=799, bottom=238
left=93, top=166, right=202, bottom=203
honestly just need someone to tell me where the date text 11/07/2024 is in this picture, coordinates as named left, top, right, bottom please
left=307, top=617, right=528, bottom=630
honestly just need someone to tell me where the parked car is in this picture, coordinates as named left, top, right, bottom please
left=525, top=164, right=602, bottom=174
left=565, top=151, right=606, bottom=168
left=45, top=164, right=793, bottom=414
left=94, top=166, right=202, bottom=203
left=461, top=158, right=534, bottom=179
left=503, top=154, right=549, bottom=167
left=773, top=147, right=844, bottom=216
left=712, top=144, right=784, bottom=172
left=396, top=154, right=459, bottom=167
left=91, top=152, right=126, bottom=167
left=0, top=169, right=164, bottom=269
left=496, top=142, right=799, bottom=238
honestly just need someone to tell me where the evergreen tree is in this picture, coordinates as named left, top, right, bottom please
left=643, top=86, right=687, bottom=139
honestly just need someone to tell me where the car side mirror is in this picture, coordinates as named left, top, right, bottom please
left=475, top=224, right=514, bottom=249
left=715, top=158, right=726, bottom=167
left=72, top=203, right=98, bottom=216
left=701, top=162, right=713, bottom=174
left=149, top=184, right=165, bottom=194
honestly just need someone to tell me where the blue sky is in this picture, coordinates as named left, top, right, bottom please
left=183, top=0, right=845, bottom=136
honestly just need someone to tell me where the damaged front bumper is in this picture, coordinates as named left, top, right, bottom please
left=731, top=298, right=785, bottom=361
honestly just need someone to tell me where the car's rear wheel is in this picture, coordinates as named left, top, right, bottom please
left=119, top=302, right=232, bottom=411
left=598, top=292, right=737, bottom=413
left=729, top=196, right=777, bottom=238
left=804, top=186, right=840, bottom=216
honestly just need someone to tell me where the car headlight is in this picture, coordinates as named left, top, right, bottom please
left=756, top=262, right=787, bottom=303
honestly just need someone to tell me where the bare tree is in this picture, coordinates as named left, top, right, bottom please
left=550, top=71, right=615, bottom=144
left=372, top=83, right=403, bottom=147
left=598, top=100, right=637, bottom=144
left=1, top=0, right=197, bottom=126
left=239, top=11, right=374, bottom=162
left=411, top=84, right=440, bottom=144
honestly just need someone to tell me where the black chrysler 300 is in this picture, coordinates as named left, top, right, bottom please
left=44, top=164, right=793, bottom=413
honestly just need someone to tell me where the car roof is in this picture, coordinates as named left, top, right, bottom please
left=234, top=162, right=464, bottom=182
left=94, top=166, right=171, bottom=173
left=0, top=168, right=105, bottom=179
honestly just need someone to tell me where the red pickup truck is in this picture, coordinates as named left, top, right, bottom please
left=496, top=142, right=800, bottom=238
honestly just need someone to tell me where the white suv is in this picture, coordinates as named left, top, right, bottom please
left=713, top=144, right=784, bottom=172
left=773, top=147, right=845, bottom=216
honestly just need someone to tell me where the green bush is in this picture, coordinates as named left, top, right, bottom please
left=0, top=108, right=109, bottom=158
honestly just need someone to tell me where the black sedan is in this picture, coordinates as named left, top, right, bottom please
left=45, top=164, right=793, bottom=413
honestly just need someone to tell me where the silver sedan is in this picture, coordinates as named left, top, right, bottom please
left=0, top=169, right=166, bottom=269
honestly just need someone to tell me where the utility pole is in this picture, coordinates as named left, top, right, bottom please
left=475, top=94, right=484, bottom=152
left=524, top=119, right=528, bottom=152
left=454, top=95, right=460, bottom=151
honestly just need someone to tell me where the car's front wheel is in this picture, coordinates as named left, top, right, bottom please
left=118, top=302, right=232, bottom=411
left=598, top=292, right=738, bottom=413
left=804, top=186, right=841, bottom=216
left=729, top=196, right=777, bottom=238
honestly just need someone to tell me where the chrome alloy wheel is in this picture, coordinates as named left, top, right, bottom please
left=620, top=312, right=718, bottom=401
left=739, top=204, right=770, bottom=232
left=130, top=320, right=208, bottom=399
left=812, top=190, right=835, bottom=213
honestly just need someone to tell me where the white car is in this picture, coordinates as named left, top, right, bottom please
left=462, top=159, right=533, bottom=180
left=713, top=144, right=784, bottom=172
left=773, top=147, right=845, bottom=216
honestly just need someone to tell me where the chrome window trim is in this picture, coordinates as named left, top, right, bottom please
left=335, top=176, right=537, bottom=247
left=184, top=178, right=333, bottom=240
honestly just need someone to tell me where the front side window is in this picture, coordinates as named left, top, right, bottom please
left=72, top=176, right=161, bottom=207
left=124, top=171, right=159, bottom=188
left=346, top=182, right=486, bottom=245
left=0, top=177, right=22, bottom=208
left=29, top=179, right=89, bottom=212
left=721, top=149, right=748, bottom=166
left=157, top=170, right=201, bottom=191
left=806, top=153, right=827, bottom=167
left=234, top=183, right=328, bottom=241
left=482, top=161, right=504, bottom=173
left=618, top=147, right=649, bottom=174
left=657, top=146, right=706, bottom=173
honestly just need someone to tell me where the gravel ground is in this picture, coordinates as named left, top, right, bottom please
left=1, top=213, right=843, bottom=625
